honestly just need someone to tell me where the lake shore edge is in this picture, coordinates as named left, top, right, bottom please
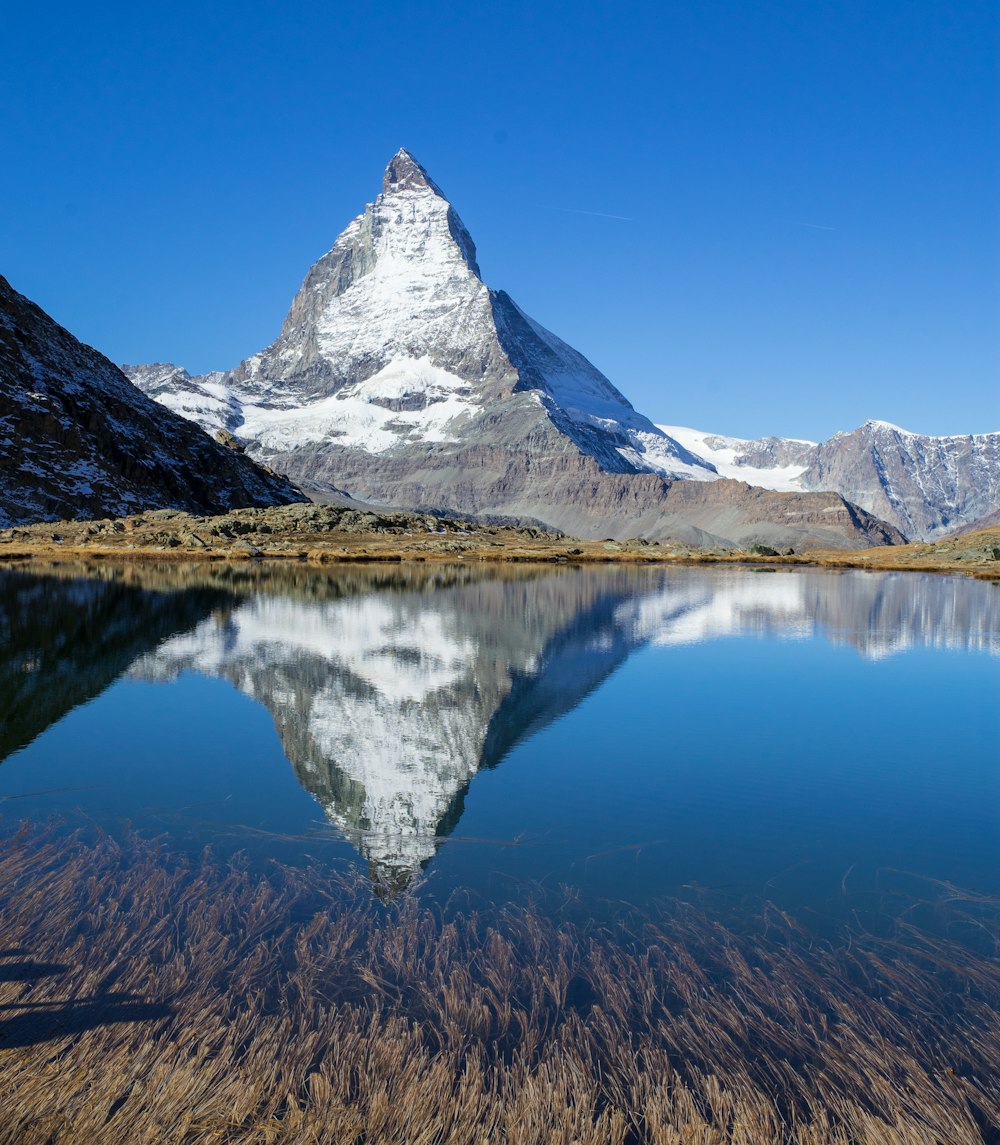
left=2, top=504, right=1000, bottom=580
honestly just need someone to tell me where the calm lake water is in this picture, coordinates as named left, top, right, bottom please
left=2, top=560, right=998, bottom=917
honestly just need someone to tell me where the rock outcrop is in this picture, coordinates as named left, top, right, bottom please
left=800, top=422, right=1000, bottom=541
left=0, top=275, right=304, bottom=527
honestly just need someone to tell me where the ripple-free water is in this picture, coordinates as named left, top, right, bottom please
left=2, top=561, right=997, bottom=919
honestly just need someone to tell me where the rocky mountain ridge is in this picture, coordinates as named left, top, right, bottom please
left=0, top=274, right=305, bottom=527
left=665, top=421, right=1000, bottom=541
left=124, top=149, right=904, bottom=552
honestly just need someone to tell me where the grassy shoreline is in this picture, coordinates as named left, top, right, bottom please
left=2, top=504, right=1000, bottom=580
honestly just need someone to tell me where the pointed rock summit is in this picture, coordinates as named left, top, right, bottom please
left=382, top=147, right=441, bottom=195
left=125, top=152, right=905, bottom=549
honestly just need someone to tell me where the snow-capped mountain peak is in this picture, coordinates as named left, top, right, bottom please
left=122, top=151, right=915, bottom=550
left=127, top=149, right=716, bottom=497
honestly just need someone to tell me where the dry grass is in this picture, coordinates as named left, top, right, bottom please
left=3, top=499, right=1000, bottom=581
left=3, top=510, right=1000, bottom=581
left=0, top=505, right=679, bottom=568
left=0, top=825, right=998, bottom=1144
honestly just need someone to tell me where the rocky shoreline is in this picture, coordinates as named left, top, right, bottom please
left=1, top=501, right=999, bottom=579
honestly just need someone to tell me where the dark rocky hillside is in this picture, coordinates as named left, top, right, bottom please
left=0, top=274, right=305, bottom=526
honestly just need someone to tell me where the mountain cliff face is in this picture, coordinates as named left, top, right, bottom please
left=124, top=150, right=901, bottom=551
left=664, top=421, right=1000, bottom=542
left=0, top=275, right=304, bottom=527
left=800, top=422, right=1000, bottom=541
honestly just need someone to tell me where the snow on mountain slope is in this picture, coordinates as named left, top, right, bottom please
left=122, top=363, right=240, bottom=435
left=123, top=150, right=906, bottom=549
left=126, top=154, right=774, bottom=509
left=660, top=420, right=1000, bottom=541
left=800, top=420, right=1000, bottom=541
left=129, top=151, right=705, bottom=483
left=659, top=425, right=816, bottom=491
left=240, top=357, right=480, bottom=454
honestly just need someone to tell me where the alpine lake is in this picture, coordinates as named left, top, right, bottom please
left=2, top=559, right=999, bottom=1143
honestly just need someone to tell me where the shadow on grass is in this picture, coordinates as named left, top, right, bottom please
left=0, top=994, right=172, bottom=1048
left=0, top=949, right=68, bottom=982
left=0, top=948, right=171, bottom=1048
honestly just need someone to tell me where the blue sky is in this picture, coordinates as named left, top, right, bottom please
left=2, top=0, right=997, bottom=440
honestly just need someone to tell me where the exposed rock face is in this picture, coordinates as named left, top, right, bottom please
left=124, top=150, right=899, bottom=551
left=121, top=362, right=245, bottom=434
left=665, top=422, right=1000, bottom=542
left=0, top=276, right=304, bottom=527
left=953, top=508, right=1000, bottom=535
left=800, top=422, right=1000, bottom=541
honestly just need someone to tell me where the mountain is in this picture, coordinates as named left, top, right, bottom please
left=953, top=508, right=1000, bottom=535
left=0, top=275, right=304, bottom=527
left=664, top=421, right=1000, bottom=542
left=124, top=150, right=901, bottom=551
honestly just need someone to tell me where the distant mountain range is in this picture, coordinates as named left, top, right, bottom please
left=0, top=275, right=303, bottom=526
left=665, top=422, right=1000, bottom=541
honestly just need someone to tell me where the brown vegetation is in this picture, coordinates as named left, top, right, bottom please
left=1, top=504, right=999, bottom=581
left=0, top=825, right=998, bottom=1143
left=806, top=522, right=1000, bottom=581
left=0, top=504, right=679, bottom=567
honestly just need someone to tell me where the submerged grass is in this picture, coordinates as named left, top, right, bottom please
left=0, top=825, right=998, bottom=1144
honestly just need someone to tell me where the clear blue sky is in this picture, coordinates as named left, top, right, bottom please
left=2, top=0, right=997, bottom=440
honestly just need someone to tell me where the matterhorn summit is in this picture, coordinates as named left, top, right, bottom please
left=126, top=150, right=903, bottom=549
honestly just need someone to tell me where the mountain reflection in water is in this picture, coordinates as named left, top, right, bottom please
left=2, top=563, right=998, bottom=893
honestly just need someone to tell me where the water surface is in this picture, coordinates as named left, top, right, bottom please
left=2, top=561, right=997, bottom=915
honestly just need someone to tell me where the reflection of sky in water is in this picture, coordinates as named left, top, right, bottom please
left=1, top=566, right=998, bottom=909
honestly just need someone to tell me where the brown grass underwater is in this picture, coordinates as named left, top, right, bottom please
left=0, top=826, right=998, bottom=1144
